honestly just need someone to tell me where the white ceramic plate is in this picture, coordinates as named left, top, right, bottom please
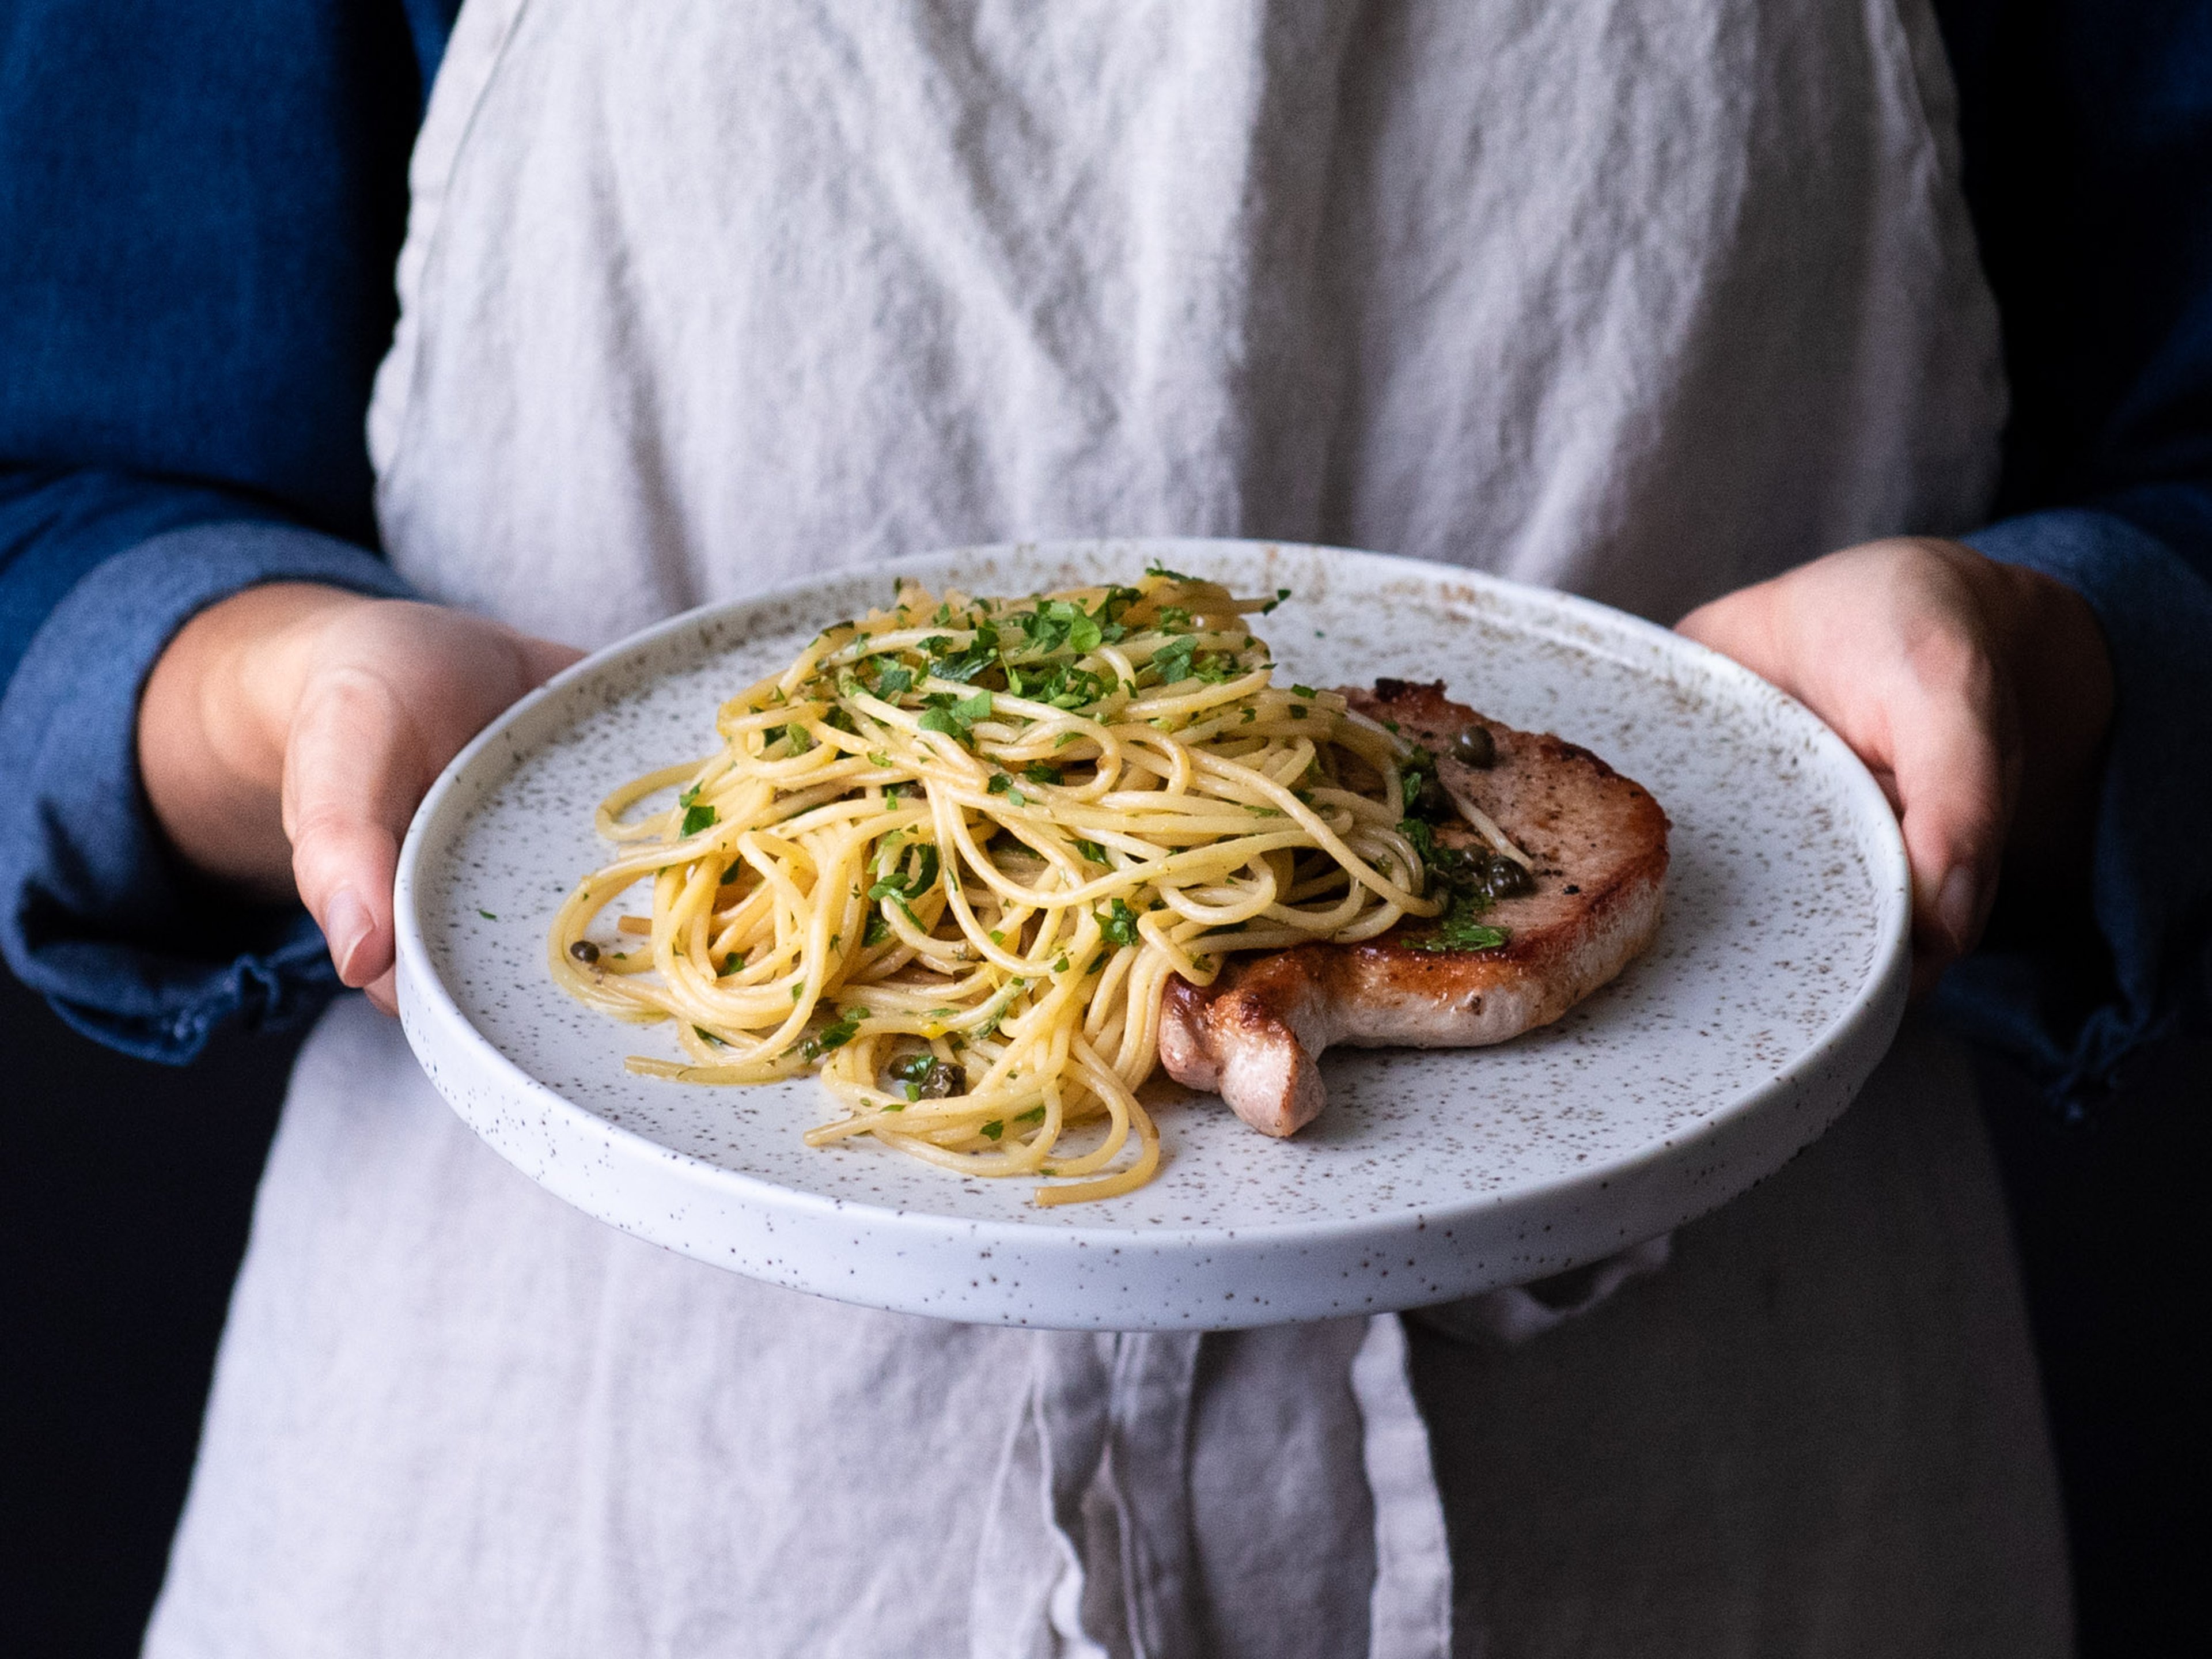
left=395, top=539, right=1908, bottom=1330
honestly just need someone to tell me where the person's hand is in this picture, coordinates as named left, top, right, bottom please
left=139, top=585, right=582, bottom=1012
left=1678, top=538, right=2112, bottom=993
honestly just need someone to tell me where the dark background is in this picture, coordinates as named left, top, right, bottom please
left=1, top=968, right=297, bottom=1655
left=1, top=959, right=2205, bottom=1654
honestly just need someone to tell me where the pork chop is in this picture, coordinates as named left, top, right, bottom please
left=1157, top=679, right=1669, bottom=1136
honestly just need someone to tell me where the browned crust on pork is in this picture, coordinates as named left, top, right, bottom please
left=1158, top=680, right=1670, bottom=1137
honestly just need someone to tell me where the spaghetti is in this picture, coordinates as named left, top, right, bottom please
left=549, top=570, right=1468, bottom=1205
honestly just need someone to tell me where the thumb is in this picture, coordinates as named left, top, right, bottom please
left=1881, top=640, right=2017, bottom=988
left=282, top=664, right=428, bottom=1009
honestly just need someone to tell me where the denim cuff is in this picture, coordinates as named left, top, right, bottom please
left=1942, top=505, right=2212, bottom=1107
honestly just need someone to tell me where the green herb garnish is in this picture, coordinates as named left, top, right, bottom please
left=1407, top=897, right=1511, bottom=954
left=1150, top=637, right=1199, bottom=684
left=801, top=1006, right=869, bottom=1060
left=916, top=688, right=994, bottom=742
left=1097, top=898, right=1141, bottom=948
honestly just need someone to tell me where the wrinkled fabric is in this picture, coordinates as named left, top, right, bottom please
left=370, top=0, right=2003, bottom=643
left=146, top=1010, right=2067, bottom=1657
left=1411, top=1021, right=2070, bottom=1657
left=150, top=3, right=2063, bottom=1654
left=1946, top=505, right=2212, bottom=1104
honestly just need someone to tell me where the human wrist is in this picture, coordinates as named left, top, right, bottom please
left=1948, top=542, right=2113, bottom=885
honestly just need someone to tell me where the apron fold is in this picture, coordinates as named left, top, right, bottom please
left=1353, top=1315, right=1453, bottom=1659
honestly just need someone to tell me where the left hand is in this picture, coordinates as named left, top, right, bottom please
left=1678, top=537, right=2113, bottom=993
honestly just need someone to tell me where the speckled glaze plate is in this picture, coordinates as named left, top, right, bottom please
left=395, top=539, right=1910, bottom=1330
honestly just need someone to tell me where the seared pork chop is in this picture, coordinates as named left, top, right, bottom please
left=1157, top=680, right=1669, bottom=1137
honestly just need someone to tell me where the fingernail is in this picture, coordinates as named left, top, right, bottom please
left=1936, top=866, right=1978, bottom=955
left=324, top=887, right=374, bottom=982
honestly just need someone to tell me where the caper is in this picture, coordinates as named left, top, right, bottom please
left=1482, top=857, right=1534, bottom=899
left=1433, top=846, right=1480, bottom=884
left=887, top=1052, right=961, bottom=1098
left=1452, top=725, right=1497, bottom=768
left=569, top=939, right=601, bottom=964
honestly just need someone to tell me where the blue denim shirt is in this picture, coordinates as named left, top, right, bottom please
left=3, top=1, right=2208, bottom=1107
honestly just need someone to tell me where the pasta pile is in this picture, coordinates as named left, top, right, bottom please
left=549, top=570, right=1452, bottom=1204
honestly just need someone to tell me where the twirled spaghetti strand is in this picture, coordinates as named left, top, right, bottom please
left=550, top=572, right=1455, bottom=1205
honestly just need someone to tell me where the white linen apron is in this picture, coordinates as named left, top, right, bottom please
left=147, top=3, right=2069, bottom=1654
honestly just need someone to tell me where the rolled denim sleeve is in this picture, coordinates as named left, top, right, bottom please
left=1939, top=501, right=2212, bottom=1104
left=0, top=510, right=413, bottom=1062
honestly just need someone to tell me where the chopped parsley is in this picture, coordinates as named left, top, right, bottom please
left=917, top=688, right=993, bottom=741
left=1407, top=899, right=1510, bottom=953
left=925, top=625, right=1001, bottom=684
left=868, top=843, right=940, bottom=907
left=1097, top=897, right=1141, bottom=948
left=1150, top=636, right=1199, bottom=685
left=681, top=802, right=719, bottom=836
left=800, top=1006, right=869, bottom=1060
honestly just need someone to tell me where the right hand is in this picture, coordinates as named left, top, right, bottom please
left=1677, top=538, right=2111, bottom=995
left=139, top=585, right=582, bottom=1012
